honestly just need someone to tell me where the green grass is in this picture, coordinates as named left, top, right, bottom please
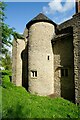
left=1, top=75, right=79, bottom=118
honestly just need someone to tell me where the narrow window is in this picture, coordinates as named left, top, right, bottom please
left=31, top=71, right=37, bottom=78
left=48, top=56, right=49, bottom=60
left=35, top=71, right=37, bottom=77
left=61, top=68, right=68, bottom=77
left=32, top=71, right=34, bottom=77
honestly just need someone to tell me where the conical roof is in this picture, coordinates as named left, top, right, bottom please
left=26, top=13, right=57, bottom=28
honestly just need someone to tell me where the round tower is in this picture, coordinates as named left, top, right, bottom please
left=26, top=13, right=56, bottom=96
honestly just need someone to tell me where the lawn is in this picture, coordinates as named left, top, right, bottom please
left=0, top=74, right=79, bottom=119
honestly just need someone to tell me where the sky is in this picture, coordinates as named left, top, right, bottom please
left=4, top=0, right=76, bottom=34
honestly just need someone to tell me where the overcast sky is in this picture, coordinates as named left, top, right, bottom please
left=4, top=0, right=75, bottom=33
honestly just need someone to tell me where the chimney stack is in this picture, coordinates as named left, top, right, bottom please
left=76, top=0, right=80, bottom=13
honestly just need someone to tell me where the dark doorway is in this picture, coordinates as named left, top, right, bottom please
left=60, top=71, right=75, bottom=102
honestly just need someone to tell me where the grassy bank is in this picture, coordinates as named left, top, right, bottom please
left=1, top=75, right=79, bottom=118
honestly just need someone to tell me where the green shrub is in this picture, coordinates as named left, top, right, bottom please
left=0, top=70, right=12, bottom=76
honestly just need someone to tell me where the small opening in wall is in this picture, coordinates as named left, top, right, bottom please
left=31, top=71, right=37, bottom=78
left=48, top=56, right=49, bottom=60
left=61, top=68, right=68, bottom=77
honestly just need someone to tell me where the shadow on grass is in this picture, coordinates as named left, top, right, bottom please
left=3, top=103, right=30, bottom=119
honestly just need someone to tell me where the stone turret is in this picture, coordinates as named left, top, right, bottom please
left=26, top=13, right=56, bottom=95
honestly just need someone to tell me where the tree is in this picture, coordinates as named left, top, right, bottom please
left=0, top=2, right=13, bottom=72
left=0, top=2, right=22, bottom=71
left=0, top=2, right=13, bottom=47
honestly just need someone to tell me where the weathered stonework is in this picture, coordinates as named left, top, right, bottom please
left=12, top=13, right=80, bottom=103
left=72, top=13, right=80, bottom=104
left=54, top=13, right=80, bottom=103
left=12, top=38, right=25, bottom=86
left=28, top=22, right=55, bottom=95
left=53, top=34, right=75, bottom=102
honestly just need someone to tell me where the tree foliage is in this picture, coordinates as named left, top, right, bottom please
left=0, top=2, right=22, bottom=50
left=0, top=2, right=13, bottom=54
left=1, top=52, right=12, bottom=70
left=0, top=2, right=22, bottom=71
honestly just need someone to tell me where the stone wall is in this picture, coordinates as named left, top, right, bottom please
left=53, top=35, right=75, bottom=102
left=12, top=38, right=25, bottom=86
left=55, top=13, right=80, bottom=103
left=72, top=13, right=80, bottom=104
left=12, top=40, right=17, bottom=85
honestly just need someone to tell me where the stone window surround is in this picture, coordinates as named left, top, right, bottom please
left=31, top=70, right=37, bottom=78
